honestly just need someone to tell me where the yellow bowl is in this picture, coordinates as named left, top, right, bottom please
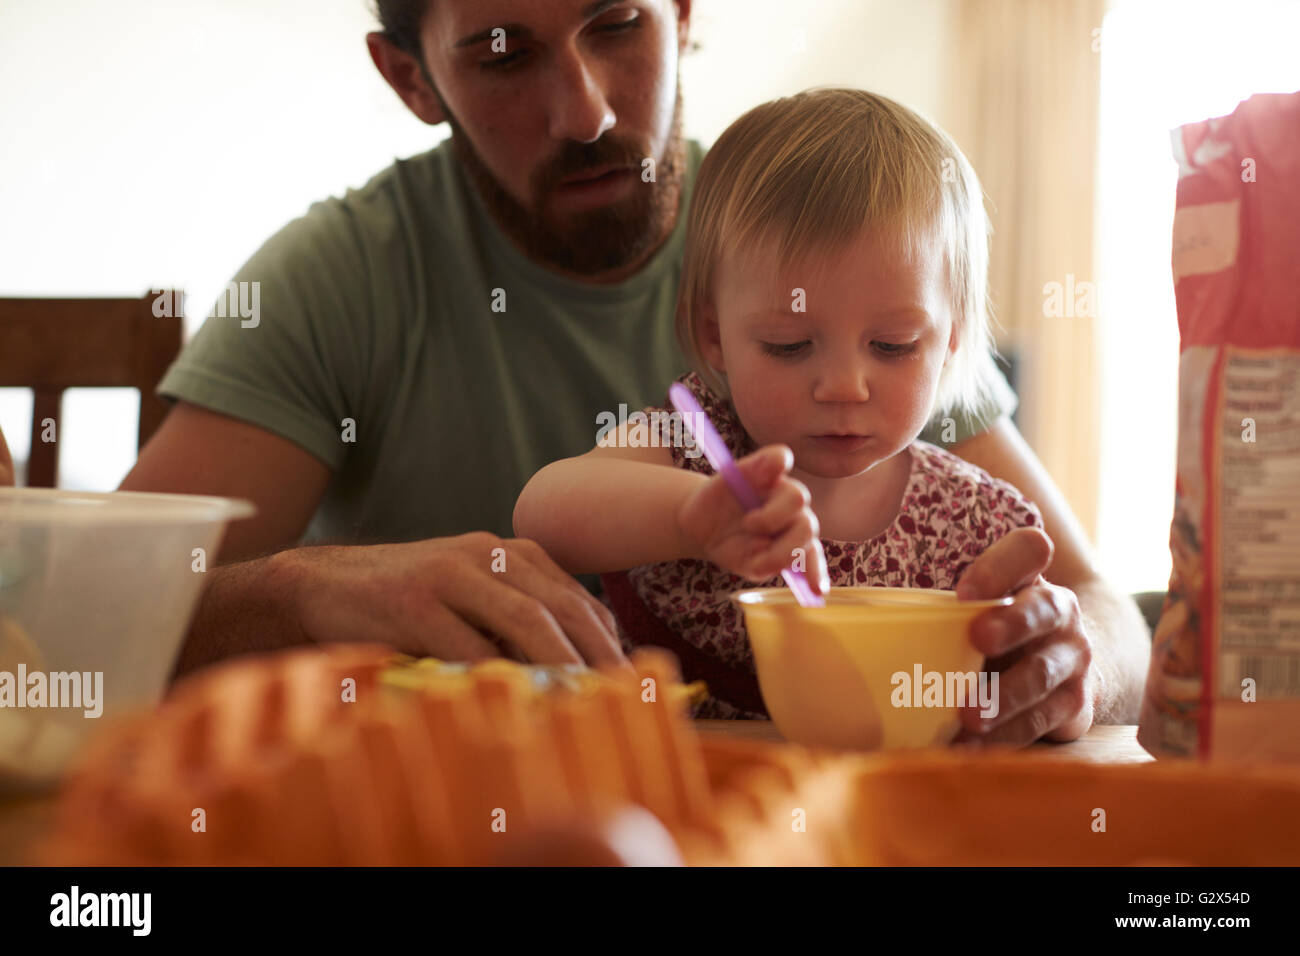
left=732, top=587, right=1012, bottom=751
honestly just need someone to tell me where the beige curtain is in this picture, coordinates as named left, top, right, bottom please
left=944, top=0, right=1109, bottom=542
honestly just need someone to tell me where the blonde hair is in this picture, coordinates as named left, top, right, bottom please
left=676, top=88, right=998, bottom=421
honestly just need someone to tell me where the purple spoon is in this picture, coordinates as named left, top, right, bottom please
left=669, top=383, right=825, bottom=608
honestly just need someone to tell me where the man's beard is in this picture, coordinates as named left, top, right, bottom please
left=443, top=88, right=686, bottom=276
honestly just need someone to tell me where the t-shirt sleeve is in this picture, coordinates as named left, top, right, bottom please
left=917, top=353, right=1019, bottom=445
left=156, top=199, right=374, bottom=470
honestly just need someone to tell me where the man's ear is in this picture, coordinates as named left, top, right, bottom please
left=697, top=301, right=726, bottom=375
left=675, top=0, right=693, bottom=53
left=366, top=32, right=447, bottom=126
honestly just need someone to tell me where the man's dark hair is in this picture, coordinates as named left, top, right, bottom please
left=374, top=0, right=430, bottom=60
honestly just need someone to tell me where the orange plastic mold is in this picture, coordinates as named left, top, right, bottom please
left=42, top=645, right=731, bottom=865
left=41, top=643, right=1300, bottom=866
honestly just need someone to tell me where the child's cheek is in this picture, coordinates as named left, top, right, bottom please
left=884, top=357, right=942, bottom=430
left=733, top=369, right=803, bottom=447
left=734, top=389, right=793, bottom=449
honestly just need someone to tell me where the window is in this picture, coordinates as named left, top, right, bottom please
left=1094, top=0, right=1300, bottom=592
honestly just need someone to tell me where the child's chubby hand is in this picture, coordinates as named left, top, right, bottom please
left=676, top=444, right=829, bottom=592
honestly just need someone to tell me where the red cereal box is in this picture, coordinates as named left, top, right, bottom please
left=1139, top=91, right=1300, bottom=761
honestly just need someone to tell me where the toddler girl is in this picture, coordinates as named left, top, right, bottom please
left=515, top=89, right=1043, bottom=718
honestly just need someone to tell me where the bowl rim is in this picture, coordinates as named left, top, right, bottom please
left=0, top=487, right=256, bottom=524
left=730, top=586, right=1014, bottom=610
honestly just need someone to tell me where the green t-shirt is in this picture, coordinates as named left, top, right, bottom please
left=158, top=138, right=1016, bottom=556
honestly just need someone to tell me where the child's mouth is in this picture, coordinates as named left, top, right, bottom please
left=811, top=434, right=871, bottom=453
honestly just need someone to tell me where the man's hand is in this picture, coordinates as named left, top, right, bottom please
left=279, top=532, right=629, bottom=669
left=953, top=527, right=1096, bottom=746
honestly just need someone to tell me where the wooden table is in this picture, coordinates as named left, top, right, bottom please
left=0, top=724, right=1151, bottom=865
left=695, top=721, right=1155, bottom=763
left=0, top=790, right=57, bottom=866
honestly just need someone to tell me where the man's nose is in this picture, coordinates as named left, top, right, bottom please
left=813, top=352, right=872, bottom=403
left=546, top=49, right=615, bottom=143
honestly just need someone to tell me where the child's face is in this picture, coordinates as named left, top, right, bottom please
left=699, top=227, right=957, bottom=480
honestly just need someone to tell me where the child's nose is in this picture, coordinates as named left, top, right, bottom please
left=812, top=355, right=871, bottom=403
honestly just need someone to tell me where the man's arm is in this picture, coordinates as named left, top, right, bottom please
left=121, top=401, right=625, bottom=677
left=121, top=401, right=333, bottom=562
left=119, top=400, right=331, bottom=674
left=949, top=417, right=1149, bottom=725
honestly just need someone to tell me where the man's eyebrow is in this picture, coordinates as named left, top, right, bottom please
left=454, top=1, right=626, bottom=49
left=580, top=0, right=625, bottom=19
left=454, top=24, right=527, bottom=49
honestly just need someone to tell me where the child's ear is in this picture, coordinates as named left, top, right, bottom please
left=697, top=301, right=727, bottom=374
left=943, top=319, right=959, bottom=367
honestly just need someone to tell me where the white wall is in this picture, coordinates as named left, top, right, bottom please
left=1094, top=0, right=1300, bottom=592
left=0, top=0, right=955, bottom=490
left=0, top=0, right=443, bottom=488
left=684, top=0, right=953, bottom=142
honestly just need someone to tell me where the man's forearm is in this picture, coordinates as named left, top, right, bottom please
left=171, top=551, right=307, bottom=680
left=1073, top=579, right=1151, bottom=724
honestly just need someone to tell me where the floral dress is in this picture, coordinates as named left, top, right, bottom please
left=599, top=371, right=1044, bottom=719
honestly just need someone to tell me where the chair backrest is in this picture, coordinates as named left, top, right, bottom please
left=0, top=293, right=183, bottom=488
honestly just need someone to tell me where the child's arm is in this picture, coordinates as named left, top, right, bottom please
left=514, top=422, right=828, bottom=589
left=514, top=430, right=705, bottom=573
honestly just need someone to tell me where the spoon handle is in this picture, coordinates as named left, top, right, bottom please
left=668, top=384, right=824, bottom=608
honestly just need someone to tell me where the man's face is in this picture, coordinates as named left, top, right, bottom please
left=419, top=0, right=689, bottom=276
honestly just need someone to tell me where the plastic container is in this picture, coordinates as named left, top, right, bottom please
left=0, top=487, right=253, bottom=789
left=733, top=587, right=1012, bottom=750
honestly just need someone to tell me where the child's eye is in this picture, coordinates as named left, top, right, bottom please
left=872, top=341, right=916, bottom=357
left=761, top=341, right=810, bottom=358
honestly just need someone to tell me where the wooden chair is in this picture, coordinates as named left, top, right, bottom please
left=0, top=293, right=183, bottom=488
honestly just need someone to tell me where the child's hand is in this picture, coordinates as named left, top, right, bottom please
left=676, top=444, right=829, bottom=591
